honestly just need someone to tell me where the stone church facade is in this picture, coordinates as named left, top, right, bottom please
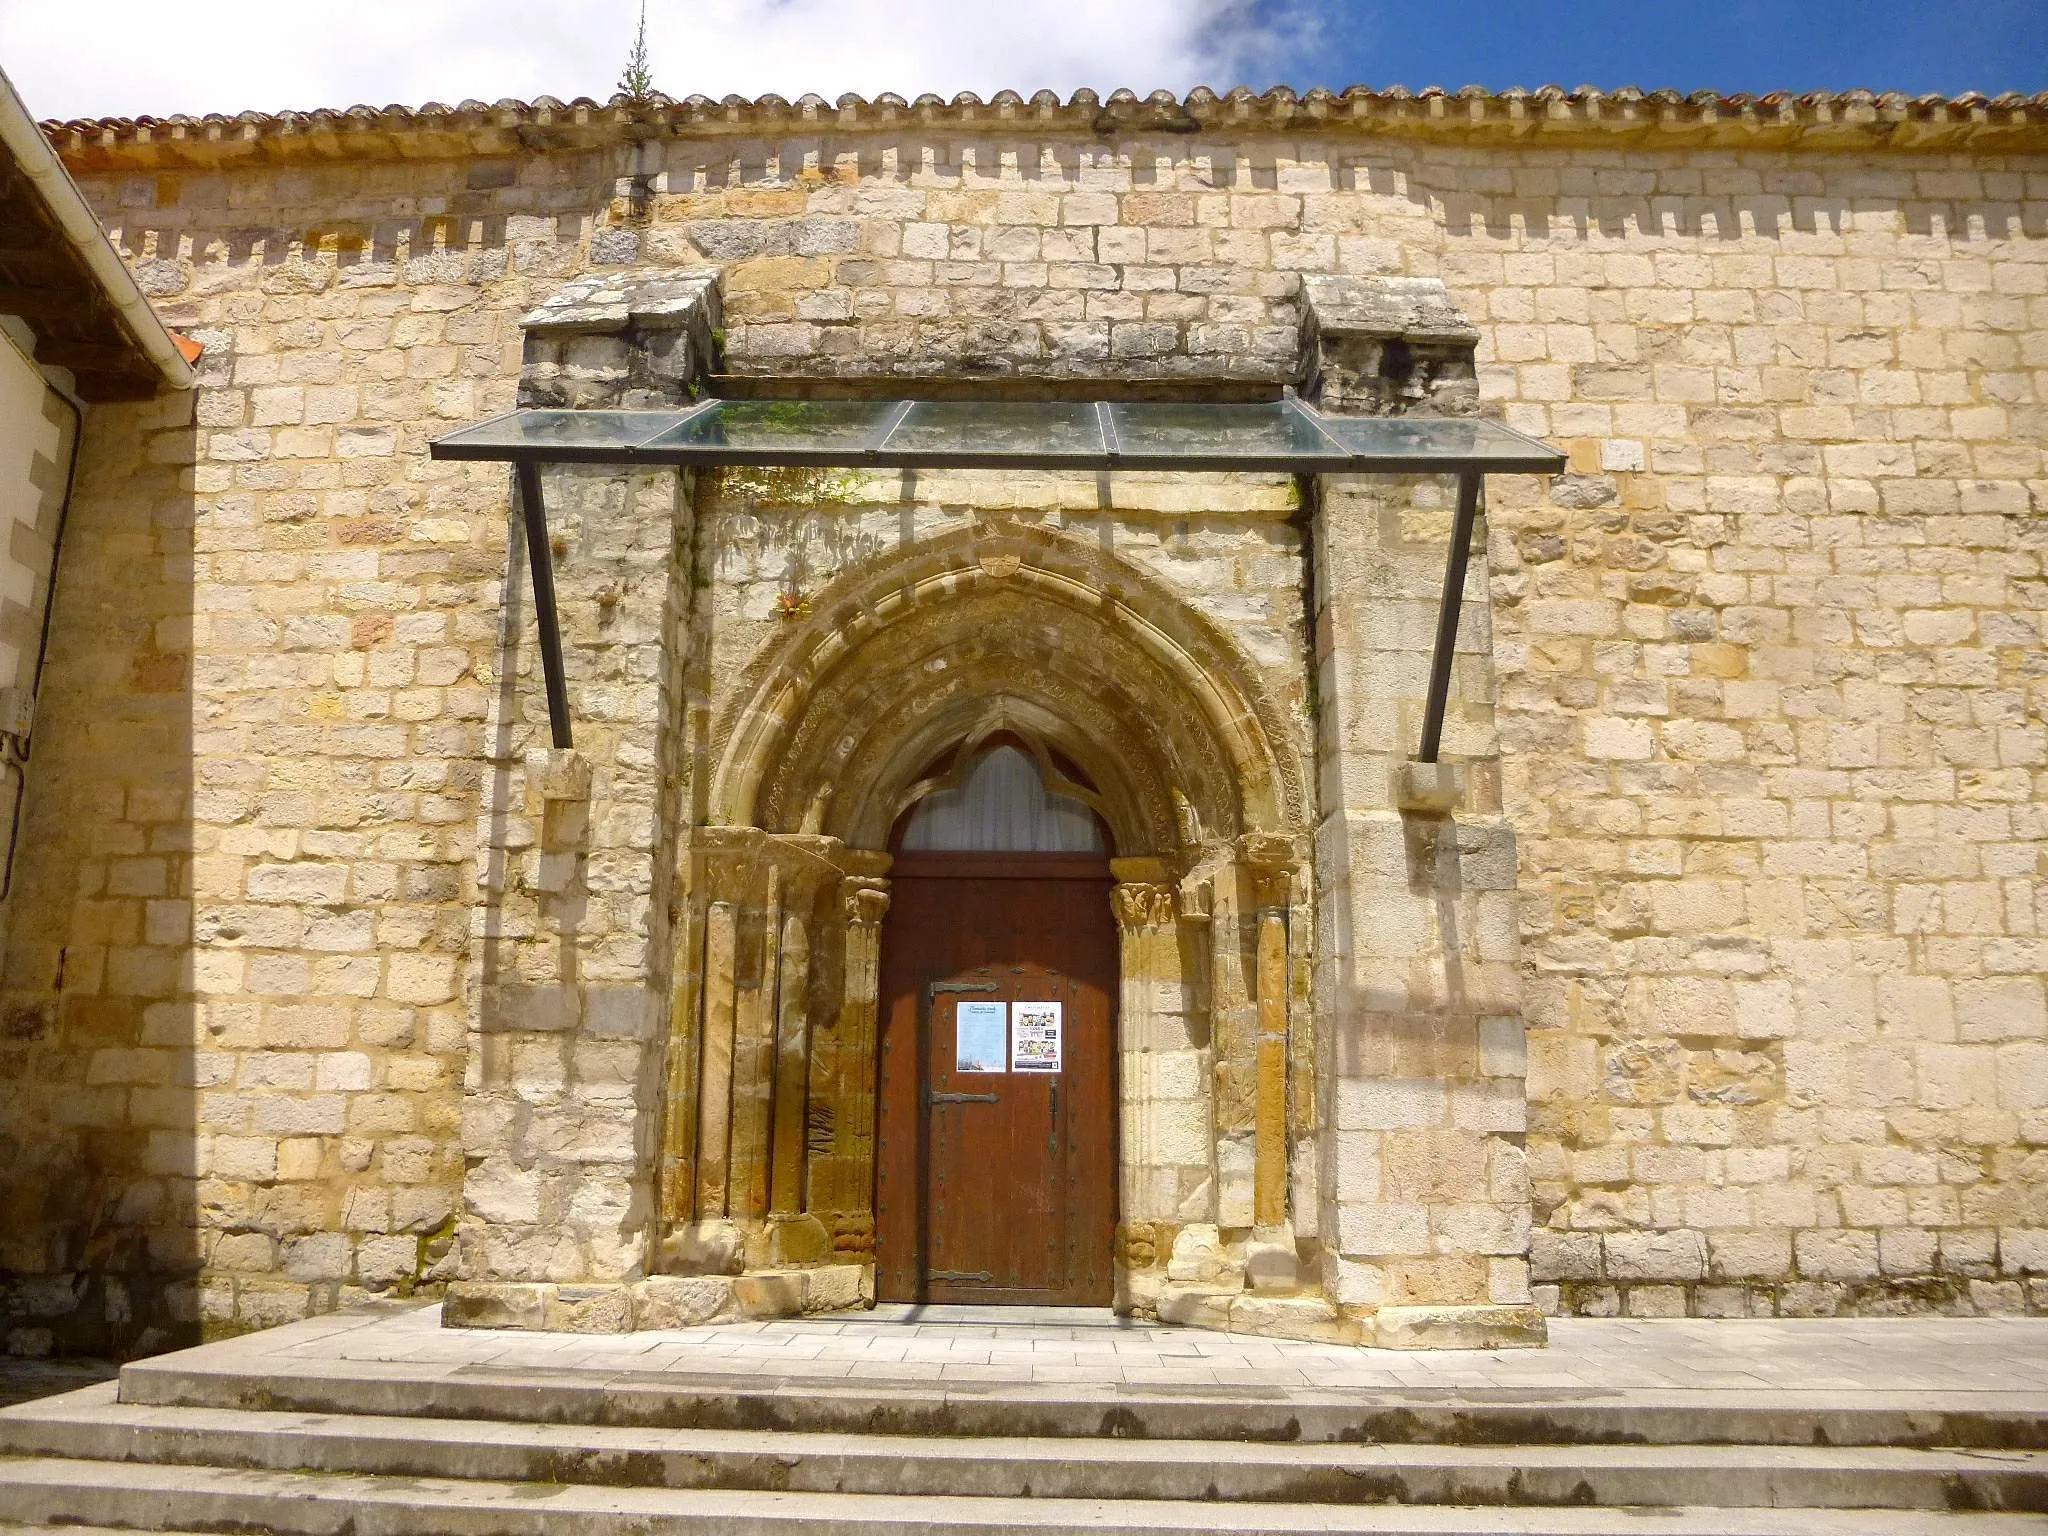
left=2, top=84, right=2045, bottom=1356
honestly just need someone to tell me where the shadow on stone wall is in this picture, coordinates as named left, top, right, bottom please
left=0, top=392, right=197, bottom=1358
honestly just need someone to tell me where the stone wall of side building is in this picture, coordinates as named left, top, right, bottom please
left=0, top=108, right=2040, bottom=1352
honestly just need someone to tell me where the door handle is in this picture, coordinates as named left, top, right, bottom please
left=1049, top=1080, right=1059, bottom=1154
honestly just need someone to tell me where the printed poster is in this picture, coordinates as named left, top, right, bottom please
left=954, top=1000, right=1007, bottom=1074
left=1009, top=1000, right=1063, bottom=1073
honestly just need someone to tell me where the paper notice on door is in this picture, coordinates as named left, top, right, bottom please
left=954, top=1000, right=1007, bottom=1073
left=1009, top=1000, right=1063, bottom=1073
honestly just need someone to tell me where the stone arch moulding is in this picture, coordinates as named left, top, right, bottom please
left=711, top=521, right=1310, bottom=860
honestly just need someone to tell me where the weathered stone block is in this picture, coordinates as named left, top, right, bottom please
left=663, top=1219, right=745, bottom=1276
left=1372, top=1303, right=1547, bottom=1350
left=1165, top=1223, right=1232, bottom=1285
left=1604, top=1230, right=1708, bottom=1282
left=801, top=1264, right=868, bottom=1314
left=1243, top=1228, right=1301, bottom=1293
left=1393, top=760, right=1466, bottom=813
left=1228, top=1293, right=1361, bottom=1346
left=766, top=1214, right=833, bottom=1268
left=733, top=1272, right=804, bottom=1318
left=1156, top=1286, right=1236, bottom=1330
left=442, top=1282, right=550, bottom=1330
left=525, top=748, right=592, bottom=806
left=632, top=1275, right=735, bottom=1329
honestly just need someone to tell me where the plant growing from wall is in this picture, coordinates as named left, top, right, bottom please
left=618, top=1, right=656, bottom=101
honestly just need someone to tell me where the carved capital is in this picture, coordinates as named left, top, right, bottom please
left=1238, top=832, right=1298, bottom=914
left=699, top=851, right=757, bottom=906
left=843, top=877, right=891, bottom=928
left=1111, top=881, right=1177, bottom=933
left=1250, top=869, right=1295, bottom=915
left=1241, top=862, right=1295, bottom=916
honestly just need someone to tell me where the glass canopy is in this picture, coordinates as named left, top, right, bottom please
left=430, top=398, right=1565, bottom=475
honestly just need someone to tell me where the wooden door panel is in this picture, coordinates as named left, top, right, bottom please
left=873, top=859, right=1115, bottom=1306
left=927, top=967, right=1067, bottom=1300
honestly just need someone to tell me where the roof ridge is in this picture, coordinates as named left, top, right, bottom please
left=46, top=81, right=2048, bottom=130
left=41, top=84, right=2048, bottom=165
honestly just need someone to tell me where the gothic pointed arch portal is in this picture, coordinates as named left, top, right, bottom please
left=660, top=523, right=1315, bottom=1311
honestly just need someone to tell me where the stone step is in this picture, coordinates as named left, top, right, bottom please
left=120, top=1355, right=2048, bottom=1450
left=2, top=1386, right=2044, bottom=1512
left=3, top=1458, right=2047, bottom=1536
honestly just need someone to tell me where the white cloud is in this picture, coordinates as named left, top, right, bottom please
left=0, top=0, right=1324, bottom=122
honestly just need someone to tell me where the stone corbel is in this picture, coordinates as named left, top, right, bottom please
left=519, top=269, right=723, bottom=410
left=524, top=747, right=591, bottom=893
left=1297, top=275, right=1480, bottom=418
left=1394, top=759, right=1467, bottom=815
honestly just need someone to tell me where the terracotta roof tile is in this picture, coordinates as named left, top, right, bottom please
left=42, top=84, right=2048, bottom=168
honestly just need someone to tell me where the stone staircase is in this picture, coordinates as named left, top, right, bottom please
left=2, top=1341, right=2046, bottom=1534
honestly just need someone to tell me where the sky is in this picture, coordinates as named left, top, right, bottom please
left=1, top=0, right=2042, bottom=123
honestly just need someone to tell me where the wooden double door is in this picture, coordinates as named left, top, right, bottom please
left=874, top=852, right=1117, bottom=1305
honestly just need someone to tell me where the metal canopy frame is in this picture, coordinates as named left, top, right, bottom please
left=429, top=398, right=1567, bottom=766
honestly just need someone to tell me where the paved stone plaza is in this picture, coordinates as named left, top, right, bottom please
left=150, top=1300, right=2048, bottom=1398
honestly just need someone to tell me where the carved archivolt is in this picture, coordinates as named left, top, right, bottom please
left=711, top=523, right=1309, bottom=857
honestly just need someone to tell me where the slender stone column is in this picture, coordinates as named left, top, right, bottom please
left=693, top=896, right=739, bottom=1219
left=1210, top=874, right=1256, bottom=1226
left=728, top=869, right=780, bottom=1221
left=1111, top=879, right=1179, bottom=1223
left=1248, top=855, right=1294, bottom=1229
left=769, top=890, right=813, bottom=1217
left=829, top=877, right=890, bottom=1236
left=658, top=888, right=705, bottom=1230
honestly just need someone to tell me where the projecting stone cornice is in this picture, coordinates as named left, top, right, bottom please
left=43, top=83, right=2048, bottom=172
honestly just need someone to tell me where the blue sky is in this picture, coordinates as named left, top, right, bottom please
left=2, top=0, right=2041, bottom=122
left=1271, top=0, right=2048, bottom=98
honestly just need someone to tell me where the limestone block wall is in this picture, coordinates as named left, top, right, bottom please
left=0, top=102, right=2036, bottom=1348
left=0, top=383, right=195, bottom=1357
left=0, top=151, right=552, bottom=1347
left=1443, top=146, right=2048, bottom=1317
